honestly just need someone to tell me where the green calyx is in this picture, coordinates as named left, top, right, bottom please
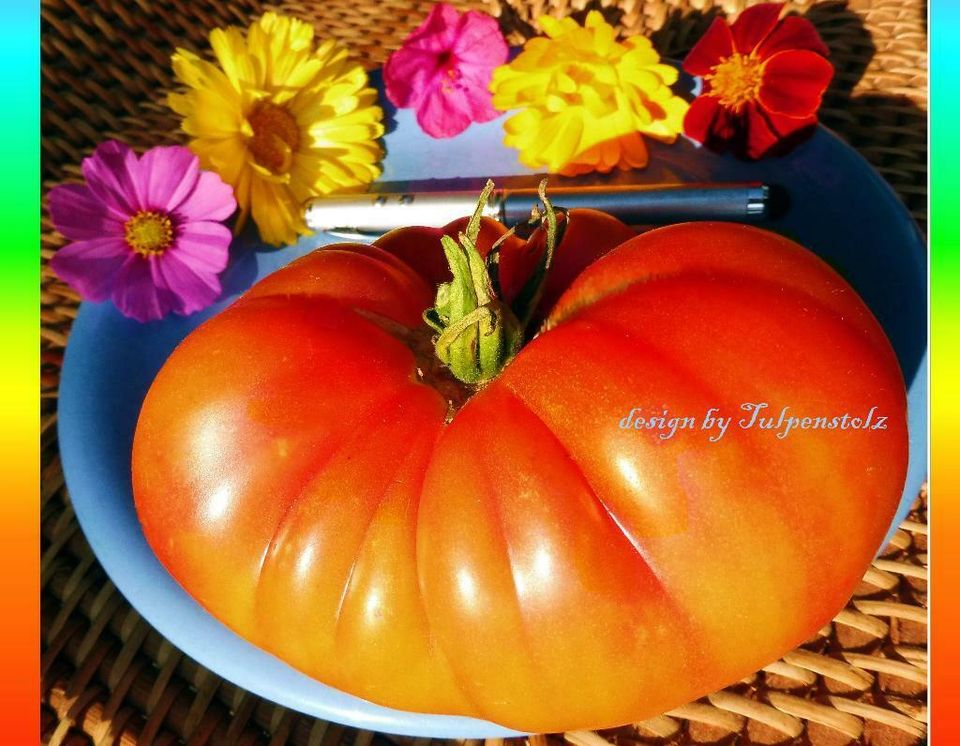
left=424, top=179, right=562, bottom=386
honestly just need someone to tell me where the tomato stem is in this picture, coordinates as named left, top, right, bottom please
left=423, top=179, right=562, bottom=385
left=510, top=181, right=562, bottom=330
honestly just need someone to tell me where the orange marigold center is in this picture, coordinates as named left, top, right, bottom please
left=125, top=211, right=174, bottom=256
left=706, top=53, right=765, bottom=111
left=247, top=102, right=301, bottom=174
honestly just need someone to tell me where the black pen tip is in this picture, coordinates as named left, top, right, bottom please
left=765, top=184, right=790, bottom=220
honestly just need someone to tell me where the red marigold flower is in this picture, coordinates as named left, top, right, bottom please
left=682, top=2, right=833, bottom=159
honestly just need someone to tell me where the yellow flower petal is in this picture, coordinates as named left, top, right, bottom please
left=548, top=114, right=586, bottom=171
left=173, top=90, right=247, bottom=138
left=489, top=12, right=687, bottom=175
left=251, top=178, right=302, bottom=246
left=171, top=49, right=223, bottom=91
left=194, top=137, right=250, bottom=194
left=538, top=16, right=574, bottom=39
left=647, top=63, right=681, bottom=86
left=169, top=12, right=384, bottom=247
left=210, top=27, right=259, bottom=91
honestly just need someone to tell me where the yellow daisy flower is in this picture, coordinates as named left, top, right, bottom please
left=169, top=12, right=385, bottom=246
left=490, top=12, right=688, bottom=176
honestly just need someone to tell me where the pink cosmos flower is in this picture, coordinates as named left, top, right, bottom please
left=48, top=141, right=236, bottom=323
left=384, top=3, right=508, bottom=138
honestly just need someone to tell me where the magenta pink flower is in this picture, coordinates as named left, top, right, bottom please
left=48, top=141, right=236, bottom=323
left=384, top=3, right=508, bottom=138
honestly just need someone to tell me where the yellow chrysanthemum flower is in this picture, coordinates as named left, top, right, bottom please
left=490, top=12, right=688, bottom=175
left=169, top=12, right=384, bottom=246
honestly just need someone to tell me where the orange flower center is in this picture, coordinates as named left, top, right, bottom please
left=705, top=53, right=765, bottom=111
left=247, top=102, right=301, bottom=174
left=125, top=211, right=174, bottom=256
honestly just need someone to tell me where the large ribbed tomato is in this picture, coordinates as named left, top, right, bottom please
left=133, top=214, right=907, bottom=732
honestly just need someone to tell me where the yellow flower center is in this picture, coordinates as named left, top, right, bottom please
left=705, top=53, right=765, bottom=111
left=247, top=102, right=301, bottom=174
left=124, top=211, right=174, bottom=256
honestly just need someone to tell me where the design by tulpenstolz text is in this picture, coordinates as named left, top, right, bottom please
left=618, top=402, right=889, bottom=442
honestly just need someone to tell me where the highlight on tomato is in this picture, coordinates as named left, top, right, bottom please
left=133, top=182, right=907, bottom=732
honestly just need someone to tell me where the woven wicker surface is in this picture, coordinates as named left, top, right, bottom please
left=40, top=0, right=928, bottom=744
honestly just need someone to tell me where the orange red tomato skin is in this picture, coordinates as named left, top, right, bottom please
left=133, top=216, right=907, bottom=732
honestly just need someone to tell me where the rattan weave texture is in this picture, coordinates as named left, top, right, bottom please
left=41, top=1, right=928, bottom=744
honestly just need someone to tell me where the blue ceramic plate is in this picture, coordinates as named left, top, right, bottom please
left=59, top=89, right=926, bottom=737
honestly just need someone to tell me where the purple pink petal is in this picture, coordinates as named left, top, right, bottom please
left=48, top=184, right=124, bottom=241
left=48, top=140, right=237, bottom=322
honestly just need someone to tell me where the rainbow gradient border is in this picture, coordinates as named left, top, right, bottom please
left=931, top=0, right=950, bottom=742
left=10, top=0, right=39, bottom=744
left=7, top=0, right=40, bottom=746
left=18, top=1, right=946, bottom=743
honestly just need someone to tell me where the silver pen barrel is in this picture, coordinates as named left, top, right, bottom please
left=303, top=182, right=774, bottom=235
left=304, top=191, right=504, bottom=234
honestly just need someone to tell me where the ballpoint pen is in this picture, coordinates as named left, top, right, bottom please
left=303, top=180, right=776, bottom=237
